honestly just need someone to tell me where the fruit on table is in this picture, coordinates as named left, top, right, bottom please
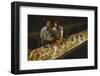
left=29, top=30, right=88, bottom=60
left=29, top=48, right=45, bottom=60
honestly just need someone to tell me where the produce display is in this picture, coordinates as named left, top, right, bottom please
left=28, top=30, right=88, bottom=61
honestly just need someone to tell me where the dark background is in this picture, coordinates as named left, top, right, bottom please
left=28, top=15, right=88, bottom=59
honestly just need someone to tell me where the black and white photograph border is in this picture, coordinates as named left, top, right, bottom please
left=11, top=1, right=97, bottom=74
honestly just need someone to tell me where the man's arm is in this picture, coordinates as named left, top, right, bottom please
left=60, top=26, right=63, bottom=40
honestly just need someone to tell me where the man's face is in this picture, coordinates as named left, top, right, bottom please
left=54, top=23, right=57, bottom=27
left=46, top=21, right=51, bottom=28
left=54, top=22, right=59, bottom=28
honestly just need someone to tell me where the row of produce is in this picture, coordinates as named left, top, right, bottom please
left=28, top=30, right=88, bottom=61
